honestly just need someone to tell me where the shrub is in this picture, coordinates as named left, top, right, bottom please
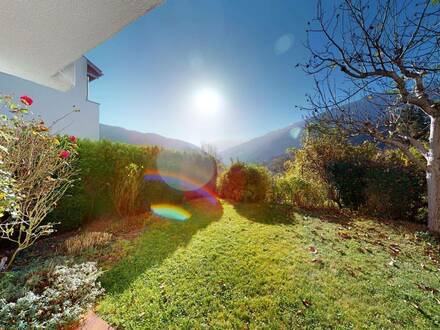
left=73, top=140, right=159, bottom=219
left=270, top=173, right=328, bottom=208
left=48, top=141, right=183, bottom=230
left=218, top=162, right=270, bottom=202
left=326, top=151, right=426, bottom=219
left=63, top=231, right=113, bottom=255
left=0, top=262, right=103, bottom=329
left=49, top=141, right=218, bottom=230
left=327, top=161, right=365, bottom=209
left=112, top=163, right=143, bottom=217
left=281, top=125, right=427, bottom=221
left=0, top=95, right=77, bottom=269
left=362, top=152, right=426, bottom=220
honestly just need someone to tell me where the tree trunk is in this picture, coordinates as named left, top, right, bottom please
left=427, top=116, right=440, bottom=233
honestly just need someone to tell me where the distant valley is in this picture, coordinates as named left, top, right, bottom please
left=100, top=96, right=381, bottom=165
left=219, top=121, right=305, bottom=164
left=100, top=122, right=305, bottom=165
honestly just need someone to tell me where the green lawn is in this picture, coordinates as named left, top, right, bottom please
left=98, top=200, right=440, bottom=329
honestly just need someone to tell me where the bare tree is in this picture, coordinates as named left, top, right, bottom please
left=300, top=0, right=440, bottom=233
left=201, top=143, right=222, bottom=162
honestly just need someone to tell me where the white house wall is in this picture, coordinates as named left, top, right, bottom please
left=0, top=57, right=99, bottom=140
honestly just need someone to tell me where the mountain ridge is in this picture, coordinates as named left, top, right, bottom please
left=220, top=120, right=305, bottom=164
left=99, top=124, right=199, bottom=151
left=219, top=95, right=387, bottom=164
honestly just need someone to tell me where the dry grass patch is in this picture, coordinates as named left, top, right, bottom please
left=64, top=232, right=113, bottom=255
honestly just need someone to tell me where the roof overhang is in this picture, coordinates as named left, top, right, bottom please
left=87, top=59, right=103, bottom=82
left=0, top=0, right=162, bottom=91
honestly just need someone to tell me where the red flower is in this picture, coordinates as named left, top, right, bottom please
left=68, top=135, right=77, bottom=143
left=20, top=95, right=33, bottom=106
left=59, top=150, right=70, bottom=159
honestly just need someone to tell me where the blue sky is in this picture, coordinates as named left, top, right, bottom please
left=87, top=0, right=316, bottom=146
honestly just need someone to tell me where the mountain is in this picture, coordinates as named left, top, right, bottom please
left=208, top=139, right=246, bottom=152
left=100, top=124, right=199, bottom=151
left=219, top=96, right=388, bottom=164
left=220, top=121, right=305, bottom=164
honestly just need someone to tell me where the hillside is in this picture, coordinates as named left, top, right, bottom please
left=219, top=95, right=392, bottom=164
left=220, top=121, right=304, bottom=164
left=100, top=124, right=199, bottom=151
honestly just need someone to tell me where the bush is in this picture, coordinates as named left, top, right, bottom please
left=0, top=262, right=103, bottom=329
left=0, top=95, right=77, bottom=269
left=63, top=232, right=113, bottom=255
left=270, top=173, right=328, bottom=208
left=49, top=140, right=218, bottom=230
left=218, top=162, right=270, bottom=202
left=112, top=163, right=143, bottom=217
left=327, top=161, right=366, bottom=209
left=326, top=151, right=426, bottom=220
left=362, top=153, right=426, bottom=220
left=48, top=141, right=180, bottom=230
left=279, top=126, right=427, bottom=221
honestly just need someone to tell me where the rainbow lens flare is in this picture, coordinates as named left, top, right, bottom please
left=151, top=204, right=191, bottom=221
left=289, top=127, right=302, bottom=139
left=144, top=169, right=218, bottom=204
left=154, top=150, right=216, bottom=192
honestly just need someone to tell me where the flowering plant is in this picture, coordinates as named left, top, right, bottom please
left=0, top=95, right=77, bottom=269
left=19, top=95, right=33, bottom=106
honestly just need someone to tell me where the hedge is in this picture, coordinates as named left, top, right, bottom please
left=48, top=140, right=216, bottom=231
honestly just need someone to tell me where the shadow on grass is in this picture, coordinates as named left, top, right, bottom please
left=233, top=202, right=354, bottom=226
left=233, top=203, right=297, bottom=225
left=294, top=207, right=353, bottom=225
left=296, top=206, right=431, bottom=234
left=231, top=201, right=428, bottom=234
left=295, top=206, right=432, bottom=240
left=100, top=198, right=223, bottom=295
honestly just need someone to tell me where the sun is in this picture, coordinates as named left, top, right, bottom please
left=194, top=87, right=222, bottom=115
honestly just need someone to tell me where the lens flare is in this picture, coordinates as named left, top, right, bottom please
left=144, top=169, right=218, bottom=204
left=151, top=203, right=191, bottom=221
left=274, top=34, right=294, bottom=55
left=289, top=127, right=302, bottom=139
left=155, top=151, right=216, bottom=192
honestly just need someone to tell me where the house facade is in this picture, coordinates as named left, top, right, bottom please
left=0, top=57, right=102, bottom=140
left=0, top=0, right=163, bottom=140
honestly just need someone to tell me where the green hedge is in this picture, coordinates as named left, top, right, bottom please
left=327, top=154, right=426, bottom=221
left=49, top=140, right=209, bottom=231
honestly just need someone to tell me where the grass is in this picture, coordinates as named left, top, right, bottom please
left=98, top=200, right=440, bottom=329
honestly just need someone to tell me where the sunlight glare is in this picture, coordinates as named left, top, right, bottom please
left=194, top=87, right=222, bottom=115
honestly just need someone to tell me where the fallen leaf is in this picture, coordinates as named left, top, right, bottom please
left=338, top=231, right=352, bottom=240
left=411, top=302, right=420, bottom=310
left=311, top=258, right=323, bottom=265
left=417, top=284, right=439, bottom=294
left=309, top=246, right=318, bottom=254
left=302, top=299, right=312, bottom=308
left=348, top=269, right=357, bottom=277
left=389, top=244, right=401, bottom=255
